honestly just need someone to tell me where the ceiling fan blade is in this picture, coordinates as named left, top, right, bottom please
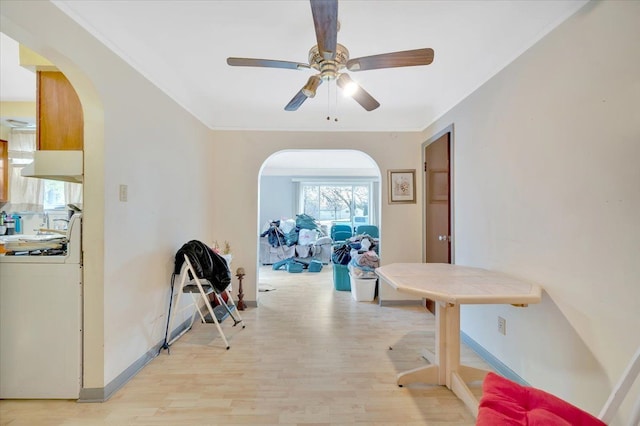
left=227, top=57, right=310, bottom=70
left=337, top=74, right=380, bottom=112
left=285, top=90, right=310, bottom=111
left=310, top=0, right=338, bottom=60
left=347, top=48, right=434, bottom=71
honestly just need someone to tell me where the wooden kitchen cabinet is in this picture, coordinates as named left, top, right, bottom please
left=37, top=71, right=84, bottom=151
left=0, top=139, right=7, bottom=203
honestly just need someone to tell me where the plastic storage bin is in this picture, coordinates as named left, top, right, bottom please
left=350, top=275, right=377, bottom=301
left=333, top=264, right=351, bottom=291
left=308, top=260, right=323, bottom=272
left=286, top=262, right=303, bottom=273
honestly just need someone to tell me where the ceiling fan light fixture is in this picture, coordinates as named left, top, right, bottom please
left=302, top=75, right=322, bottom=98
left=337, top=73, right=357, bottom=97
left=342, top=81, right=358, bottom=97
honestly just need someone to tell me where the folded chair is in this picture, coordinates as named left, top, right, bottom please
left=477, top=346, right=640, bottom=425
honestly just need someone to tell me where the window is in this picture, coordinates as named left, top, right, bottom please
left=43, top=180, right=67, bottom=210
left=6, top=129, right=82, bottom=212
left=300, top=182, right=372, bottom=228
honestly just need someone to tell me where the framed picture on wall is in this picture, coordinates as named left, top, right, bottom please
left=388, top=169, right=416, bottom=204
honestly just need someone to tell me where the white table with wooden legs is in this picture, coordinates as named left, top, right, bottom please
left=376, top=263, right=542, bottom=418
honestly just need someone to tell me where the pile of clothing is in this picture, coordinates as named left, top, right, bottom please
left=332, top=234, right=380, bottom=279
left=260, top=214, right=326, bottom=248
left=347, top=235, right=379, bottom=279
left=259, top=214, right=332, bottom=265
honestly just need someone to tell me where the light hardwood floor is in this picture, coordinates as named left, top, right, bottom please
left=0, top=264, right=491, bottom=425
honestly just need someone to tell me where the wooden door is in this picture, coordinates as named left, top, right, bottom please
left=425, top=132, right=451, bottom=263
left=424, top=131, right=451, bottom=313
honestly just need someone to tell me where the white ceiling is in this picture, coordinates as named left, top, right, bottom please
left=0, top=33, right=38, bottom=128
left=0, top=0, right=587, bottom=133
left=0, top=33, right=36, bottom=102
left=261, top=149, right=379, bottom=177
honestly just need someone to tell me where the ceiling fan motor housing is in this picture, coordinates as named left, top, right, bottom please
left=309, top=43, right=349, bottom=81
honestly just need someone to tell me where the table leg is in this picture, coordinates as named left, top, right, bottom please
left=396, top=301, right=448, bottom=386
left=444, top=303, right=490, bottom=419
left=397, top=364, right=441, bottom=386
left=451, top=371, right=480, bottom=418
left=458, top=365, right=491, bottom=383
left=444, top=303, right=460, bottom=388
left=395, top=300, right=489, bottom=419
left=435, top=301, right=448, bottom=385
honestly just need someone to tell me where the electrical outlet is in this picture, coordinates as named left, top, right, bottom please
left=498, top=316, right=506, bottom=335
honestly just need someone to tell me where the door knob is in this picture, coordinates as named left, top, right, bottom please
left=438, top=235, right=450, bottom=242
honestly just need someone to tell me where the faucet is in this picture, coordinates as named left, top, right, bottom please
left=34, top=212, right=51, bottom=234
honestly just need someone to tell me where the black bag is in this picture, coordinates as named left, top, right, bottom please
left=174, top=240, right=231, bottom=293
left=331, top=243, right=351, bottom=265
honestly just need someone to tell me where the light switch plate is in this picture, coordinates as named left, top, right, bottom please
left=119, top=184, right=128, bottom=202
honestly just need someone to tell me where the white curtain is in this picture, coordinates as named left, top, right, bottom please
left=8, top=129, right=36, bottom=162
left=9, top=166, right=44, bottom=212
left=5, top=129, right=83, bottom=211
left=7, top=130, right=43, bottom=212
left=64, top=182, right=83, bottom=206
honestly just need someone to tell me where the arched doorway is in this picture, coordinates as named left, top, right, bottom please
left=256, top=149, right=381, bottom=304
left=0, top=27, right=106, bottom=397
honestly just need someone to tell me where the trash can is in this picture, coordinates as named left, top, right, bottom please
left=333, top=264, right=351, bottom=291
left=350, top=274, right=377, bottom=301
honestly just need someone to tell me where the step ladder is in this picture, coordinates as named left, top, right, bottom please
left=164, top=254, right=244, bottom=350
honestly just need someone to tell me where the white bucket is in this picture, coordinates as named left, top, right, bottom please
left=350, top=275, right=376, bottom=302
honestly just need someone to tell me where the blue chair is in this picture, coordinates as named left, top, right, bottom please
left=356, top=225, right=379, bottom=238
left=332, top=231, right=352, bottom=242
left=330, top=224, right=353, bottom=242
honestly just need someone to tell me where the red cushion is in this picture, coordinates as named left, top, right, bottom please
left=477, top=372, right=606, bottom=426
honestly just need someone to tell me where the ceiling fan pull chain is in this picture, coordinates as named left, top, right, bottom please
left=326, top=79, right=331, bottom=121
left=324, top=80, right=339, bottom=122
left=334, top=80, right=339, bottom=122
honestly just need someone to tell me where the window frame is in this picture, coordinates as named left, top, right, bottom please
left=297, top=179, right=377, bottom=228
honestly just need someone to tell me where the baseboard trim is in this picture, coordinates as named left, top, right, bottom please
left=378, top=299, right=423, bottom=307
left=460, top=331, right=529, bottom=385
left=78, top=318, right=192, bottom=402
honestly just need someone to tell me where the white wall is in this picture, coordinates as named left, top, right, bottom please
left=423, top=1, right=640, bottom=423
left=1, top=2, right=216, bottom=390
left=210, top=131, right=425, bottom=305
left=259, top=176, right=295, bottom=229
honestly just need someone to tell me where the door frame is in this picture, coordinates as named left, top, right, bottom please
left=422, top=123, right=455, bottom=264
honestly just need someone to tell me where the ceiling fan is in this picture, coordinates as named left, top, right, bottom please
left=226, top=0, right=434, bottom=112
